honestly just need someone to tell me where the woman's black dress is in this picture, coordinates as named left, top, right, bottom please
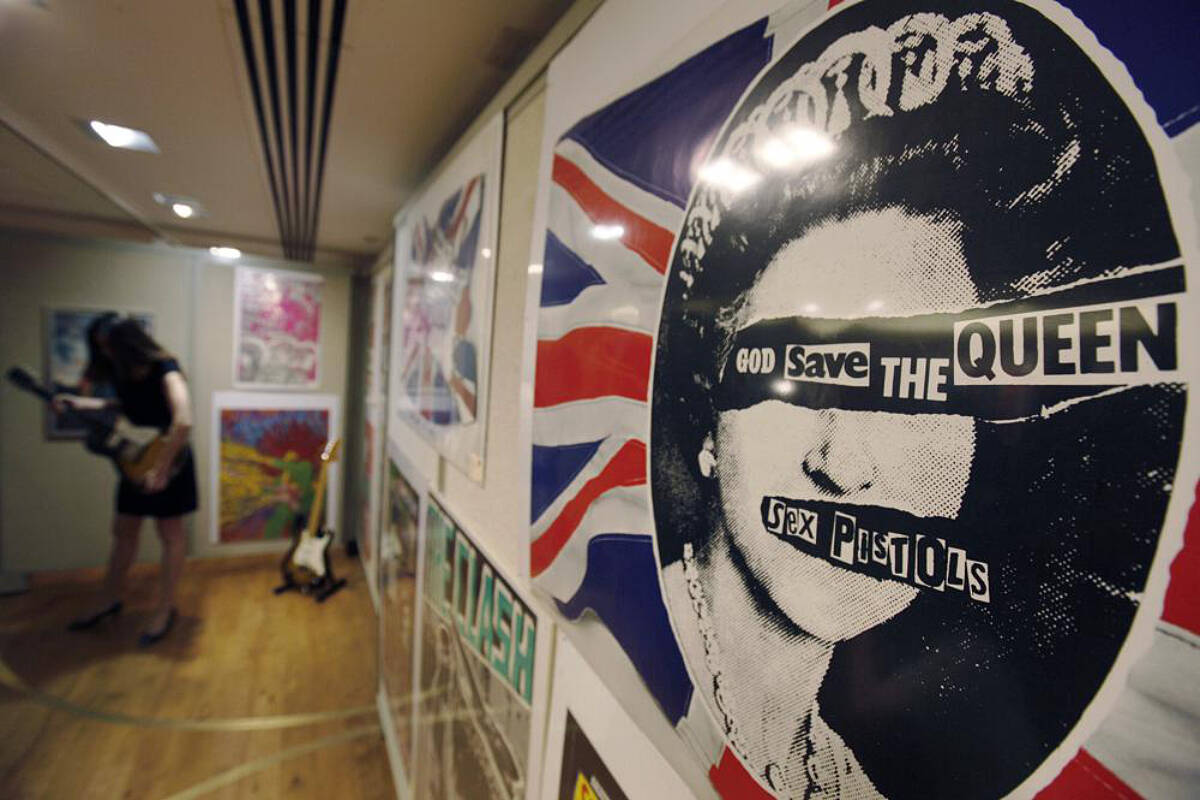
left=113, top=358, right=198, bottom=518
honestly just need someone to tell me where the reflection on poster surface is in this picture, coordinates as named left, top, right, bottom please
left=557, top=712, right=628, bottom=800
left=649, top=2, right=1191, bottom=798
left=380, top=457, right=421, bottom=773
left=415, top=498, right=537, bottom=800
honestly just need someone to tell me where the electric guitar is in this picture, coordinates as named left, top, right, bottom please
left=6, top=366, right=185, bottom=491
left=277, top=438, right=346, bottom=602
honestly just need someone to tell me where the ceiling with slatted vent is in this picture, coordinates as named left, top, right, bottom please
left=0, top=0, right=571, bottom=267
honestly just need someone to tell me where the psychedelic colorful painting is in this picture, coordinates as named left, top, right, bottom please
left=211, top=393, right=340, bottom=544
left=234, top=267, right=323, bottom=388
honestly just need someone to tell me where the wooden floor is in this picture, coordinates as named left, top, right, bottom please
left=0, top=551, right=394, bottom=800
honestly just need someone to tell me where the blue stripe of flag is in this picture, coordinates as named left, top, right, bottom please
left=540, top=231, right=606, bottom=308
left=561, top=18, right=774, bottom=209
left=531, top=438, right=605, bottom=523
left=556, top=533, right=694, bottom=724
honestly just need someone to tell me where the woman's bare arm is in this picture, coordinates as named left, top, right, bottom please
left=143, top=371, right=192, bottom=491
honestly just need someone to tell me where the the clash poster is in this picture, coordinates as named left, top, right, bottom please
left=414, top=496, right=549, bottom=800
left=529, top=0, right=1199, bottom=798
left=389, top=113, right=502, bottom=483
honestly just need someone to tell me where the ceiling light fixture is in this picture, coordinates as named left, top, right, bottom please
left=153, top=192, right=205, bottom=220
left=86, top=120, right=159, bottom=153
left=209, top=246, right=242, bottom=260
left=430, top=270, right=455, bottom=283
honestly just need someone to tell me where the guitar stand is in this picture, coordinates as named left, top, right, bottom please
left=273, top=573, right=347, bottom=602
left=315, top=578, right=347, bottom=603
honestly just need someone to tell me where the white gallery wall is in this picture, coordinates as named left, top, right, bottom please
left=0, top=229, right=352, bottom=571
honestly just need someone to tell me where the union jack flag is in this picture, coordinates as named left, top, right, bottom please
left=529, top=17, right=781, bottom=731
left=398, top=175, right=484, bottom=427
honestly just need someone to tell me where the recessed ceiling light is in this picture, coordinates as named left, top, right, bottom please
left=153, top=192, right=204, bottom=220
left=86, top=120, right=159, bottom=153
left=209, top=246, right=241, bottom=260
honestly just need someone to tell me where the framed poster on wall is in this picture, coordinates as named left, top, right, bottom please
left=359, top=398, right=384, bottom=610
left=540, top=630, right=691, bottom=800
left=377, top=441, right=427, bottom=797
left=360, top=267, right=394, bottom=605
left=413, top=493, right=553, bottom=800
left=210, top=391, right=341, bottom=545
left=233, top=266, right=323, bottom=389
left=366, top=266, right=393, bottom=403
left=42, top=307, right=153, bottom=438
left=526, top=1, right=1200, bottom=798
left=389, top=113, right=503, bottom=483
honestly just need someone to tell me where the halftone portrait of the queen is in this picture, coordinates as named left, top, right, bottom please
left=650, top=1, right=1194, bottom=797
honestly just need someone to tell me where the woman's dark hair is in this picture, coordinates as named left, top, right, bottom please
left=649, top=2, right=1186, bottom=797
left=84, top=314, right=171, bottom=383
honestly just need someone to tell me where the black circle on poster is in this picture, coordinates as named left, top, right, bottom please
left=648, top=1, right=1193, bottom=798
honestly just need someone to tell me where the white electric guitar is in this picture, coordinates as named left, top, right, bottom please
left=276, top=439, right=346, bottom=602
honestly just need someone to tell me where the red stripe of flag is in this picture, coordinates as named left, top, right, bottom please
left=709, top=748, right=774, bottom=800
left=1035, top=749, right=1142, bottom=799
left=535, top=326, right=651, bottom=407
left=530, top=439, right=646, bottom=576
left=552, top=154, right=673, bottom=274
left=447, top=176, right=477, bottom=240
left=1162, top=479, right=1200, bottom=634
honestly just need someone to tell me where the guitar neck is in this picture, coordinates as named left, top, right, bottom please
left=6, top=369, right=104, bottom=431
left=302, top=458, right=332, bottom=539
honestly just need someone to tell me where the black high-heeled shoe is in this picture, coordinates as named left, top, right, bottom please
left=67, top=600, right=123, bottom=631
left=138, top=608, right=176, bottom=647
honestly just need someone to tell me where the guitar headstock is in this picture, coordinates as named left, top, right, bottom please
left=6, top=367, right=40, bottom=392
left=320, top=438, right=342, bottom=463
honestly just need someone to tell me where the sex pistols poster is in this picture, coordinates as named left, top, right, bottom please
left=529, top=1, right=1199, bottom=798
left=414, top=496, right=550, bottom=799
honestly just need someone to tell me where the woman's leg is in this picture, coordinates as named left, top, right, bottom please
left=148, top=515, right=187, bottom=632
left=102, top=513, right=142, bottom=604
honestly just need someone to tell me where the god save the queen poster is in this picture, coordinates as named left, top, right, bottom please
left=530, top=0, right=1199, bottom=797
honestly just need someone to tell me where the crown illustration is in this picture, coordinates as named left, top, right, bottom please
left=677, top=11, right=1036, bottom=284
